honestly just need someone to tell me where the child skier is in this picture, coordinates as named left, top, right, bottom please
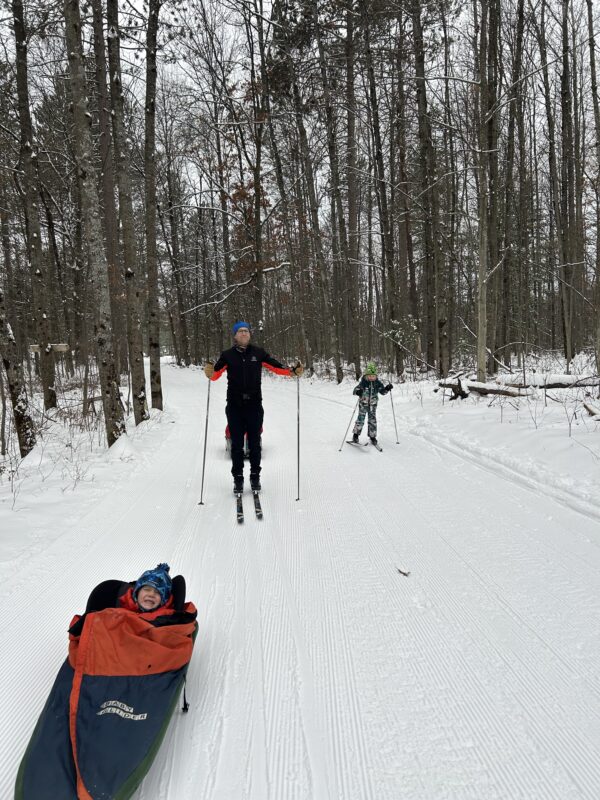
left=351, top=362, right=392, bottom=446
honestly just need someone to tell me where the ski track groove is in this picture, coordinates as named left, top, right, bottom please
left=4, top=373, right=600, bottom=799
left=369, top=444, right=600, bottom=798
left=411, top=423, right=600, bottom=527
left=263, top=495, right=332, bottom=800
left=392, top=430, right=600, bottom=696
left=257, top=489, right=304, bottom=800
left=244, top=520, right=270, bottom=799
left=307, top=386, right=600, bottom=798
left=304, top=486, right=376, bottom=800
left=331, top=439, right=525, bottom=798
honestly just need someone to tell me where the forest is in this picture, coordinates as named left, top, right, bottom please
left=1, top=0, right=600, bottom=455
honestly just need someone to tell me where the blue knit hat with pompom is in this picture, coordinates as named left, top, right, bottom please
left=133, top=563, right=172, bottom=606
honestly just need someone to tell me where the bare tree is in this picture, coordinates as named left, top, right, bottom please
left=12, top=0, right=56, bottom=410
left=145, top=0, right=164, bottom=409
left=106, top=0, right=149, bottom=424
left=63, top=0, right=125, bottom=446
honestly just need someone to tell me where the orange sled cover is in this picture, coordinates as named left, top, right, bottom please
left=15, top=595, right=197, bottom=800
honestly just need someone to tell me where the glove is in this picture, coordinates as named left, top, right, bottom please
left=204, top=362, right=215, bottom=379
left=353, top=387, right=363, bottom=397
left=386, top=383, right=393, bottom=392
left=290, top=362, right=304, bottom=377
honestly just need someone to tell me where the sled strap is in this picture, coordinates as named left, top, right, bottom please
left=182, top=677, right=190, bottom=712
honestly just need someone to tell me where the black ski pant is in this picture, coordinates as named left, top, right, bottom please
left=226, top=401, right=264, bottom=478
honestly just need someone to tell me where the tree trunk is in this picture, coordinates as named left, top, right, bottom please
left=145, top=0, right=164, bottom=409
left=560, top=0, right=575, bottom=366
left=92, top=0, right=127, bottom=375
left=346, top=7, right=361, bottom=378
left=293, top=79, right=342, bottom=381
left=586, top=0, right=600, bottom=374
left=12, top=0, right=56, bottom=409
left=106, top=0, right=149, bottom=425
left=0, top=278, right=35, bottom=456
left=165, top=168, right=191, bottom=364
left=485, top=0, right=500, bottom=375
left=499, top=0, right=524, bottom=368
left=441, top=3, right=456, bottom=374
left=412, top=0, right=446, bottom=374
left=312, top=4, right=347, bottom=382
left=476, top=0, right=489, bottom=382
left=63, top=0, right=125, bottom=446
left=361, top=1, right=401, bottom=372
left=533, top=1, right=571, bottom=370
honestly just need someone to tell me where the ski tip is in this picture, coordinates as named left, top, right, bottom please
left=397, top=568, right=411, bottom=577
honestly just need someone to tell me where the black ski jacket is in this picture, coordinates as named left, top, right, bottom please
left=211, top=344, right=290, bottom=404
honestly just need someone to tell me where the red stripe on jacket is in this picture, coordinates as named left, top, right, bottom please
left=210, top=365, right=227, bottom=381
left=263, top=362, right=291, bottom=376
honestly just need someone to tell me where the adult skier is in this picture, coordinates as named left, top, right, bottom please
left=204, top=321, right=303, bottom=493
left=351, top=362, right=392, bottom=446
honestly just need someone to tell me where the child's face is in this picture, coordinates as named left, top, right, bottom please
left=137, top=585, right=162, bottom=611
left=366, top=374, right=377, bottom=381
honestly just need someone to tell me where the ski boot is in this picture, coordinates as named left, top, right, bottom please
left=250, top=473, right=261, bottom=492
left=352, top=433, right=359, bottom=444
left=233, top=475, right=244, bottom=495
left=369, top=436, right=377, bottom=445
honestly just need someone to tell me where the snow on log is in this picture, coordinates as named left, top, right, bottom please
left=494, top=373, right=599, bottom=389
left=439, top=378, right=528, bottom=399
left=583, top=402, right=600, bottom=420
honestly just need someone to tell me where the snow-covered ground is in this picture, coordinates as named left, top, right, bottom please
left=1, top=363, right=600, bottom=799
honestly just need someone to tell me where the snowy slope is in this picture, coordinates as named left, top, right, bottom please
left=1, top=365, right=600, bottom=799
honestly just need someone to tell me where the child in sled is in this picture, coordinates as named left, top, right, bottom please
left=67, top=562, right=179, bottom=636
left=351, top=362, right=393, bottom=445
left=16, top=563, right=197, bottom=800
left=119, top=562, right=174, bottom=615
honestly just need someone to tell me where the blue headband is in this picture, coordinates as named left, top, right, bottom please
left=233, top=321, right=251, bottom=335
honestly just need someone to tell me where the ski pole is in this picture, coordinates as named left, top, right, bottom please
left=198, top=379, right=211, bottom=505
left=338, top=397, right=360, bottom=451
left=390, top=386, right=399, bottom=444
left=296, top=374, right=300, bottom=501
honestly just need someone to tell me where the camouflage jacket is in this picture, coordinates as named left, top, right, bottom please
left=353, top=377, right=390, bottom=401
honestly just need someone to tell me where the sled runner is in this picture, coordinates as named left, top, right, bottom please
left=15, top=574, right=197, bottom=800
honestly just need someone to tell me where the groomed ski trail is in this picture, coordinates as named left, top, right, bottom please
left=1, top=368, right=599, bottom=799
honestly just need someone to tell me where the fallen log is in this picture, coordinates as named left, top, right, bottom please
left=494, top=373, right=599, bottom=389
left=583, top=402, right=600, bottom=420
left=439, top=378, right=529, bottom=399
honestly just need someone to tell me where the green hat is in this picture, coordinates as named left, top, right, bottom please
left=365, top=362, right=377, bottom=375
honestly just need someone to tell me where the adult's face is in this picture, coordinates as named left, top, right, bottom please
left=234, top=328, right=251, bottom=347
